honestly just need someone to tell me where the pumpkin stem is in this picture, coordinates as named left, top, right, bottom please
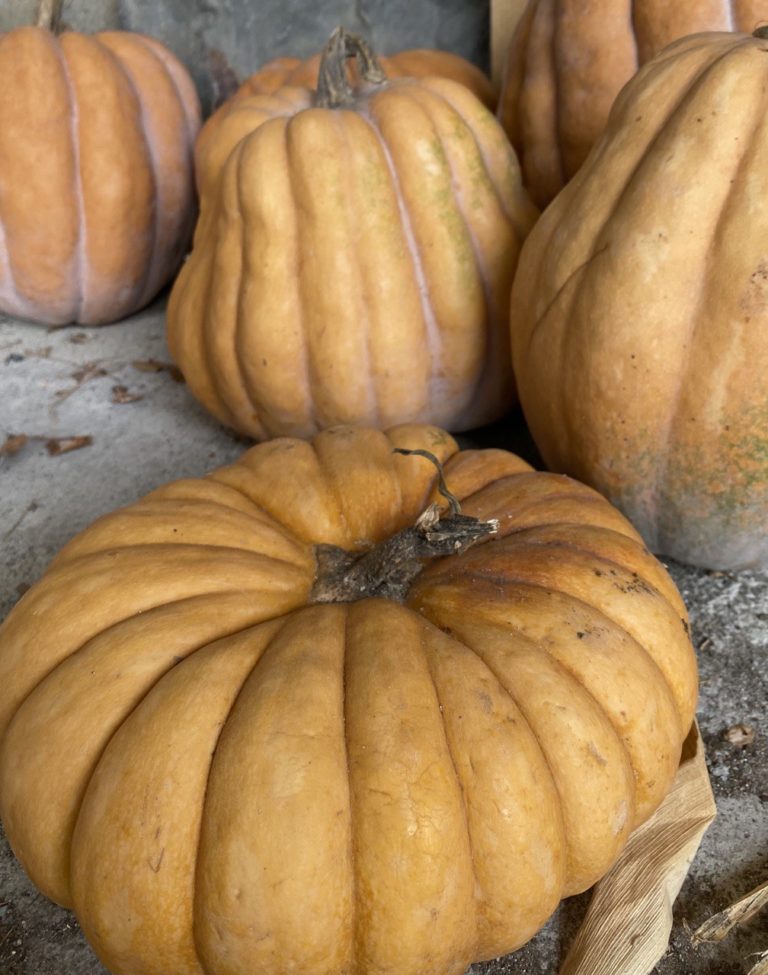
left=315, top=26, right=387, bottom=109
left=311, top=449, right=499, bottom=604
left=36, top=0, right=65, bottom=31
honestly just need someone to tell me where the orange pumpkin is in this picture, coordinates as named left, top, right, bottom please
left=0, top=0, right=200, bottom=325
left=0, top=423, right=697, bottom=975
left=499, top=0, right=768, bottom=207
left=511, top=29, right=768, bottom=570
left=174, top=28, right=537, bottom=441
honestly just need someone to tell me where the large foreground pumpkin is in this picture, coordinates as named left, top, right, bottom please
left=171, top=29, right=537, bottom=440
left=0, top=424, right=697, bottom=975
left=0, top=1, right=201, bottom=325
left=499, top=0, right=768, bottom=207
left=511, top=29, right=768, bottom=570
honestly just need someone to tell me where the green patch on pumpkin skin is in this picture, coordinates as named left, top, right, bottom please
left=427, top=138, right=476, bottom=281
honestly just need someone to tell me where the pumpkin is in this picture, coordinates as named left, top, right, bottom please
left=510, top=29, right=768, bottom=571
left=0, top=423, right=696, bottom=975
left=173, top=28, right=537, bottom=441
left=0, top=0, right=201, bottom=326
left=498, top=0, right=768, bottom=207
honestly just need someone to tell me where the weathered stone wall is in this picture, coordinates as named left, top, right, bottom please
left=2, top=0, right=489, bottom=114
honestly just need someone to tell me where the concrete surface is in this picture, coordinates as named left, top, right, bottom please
left=0, top=304, right=766, bottom=974
left=1, top=0, right=489, bottom=115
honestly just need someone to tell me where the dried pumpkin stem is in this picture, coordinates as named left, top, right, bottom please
left=311, top=449, right=499, bottom=604
left=36, top=0, right=65, bottom=31
left=315, top=26, right=387, bottom=109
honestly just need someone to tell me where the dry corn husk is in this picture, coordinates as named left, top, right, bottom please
left=692, top=880, right=768, bottom=975
left=559, top=722, right=716, bottom=974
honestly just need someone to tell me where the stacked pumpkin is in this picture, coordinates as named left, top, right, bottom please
left=6, top=1, right=768, bottom=973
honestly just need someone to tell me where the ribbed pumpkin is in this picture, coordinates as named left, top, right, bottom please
left=0, top=0, right=200, bottom=325
left=499, top=0, right=768, bottom=207
left=511, top=29, right=768, bottom=571
left=0, top=423, right=696, bottom=975
left=172, top=28, right=537, bottom=441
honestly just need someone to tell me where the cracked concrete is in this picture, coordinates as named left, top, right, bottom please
left=0, top=304, right=765, bottom=975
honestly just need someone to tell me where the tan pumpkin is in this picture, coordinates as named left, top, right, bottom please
left=511, top=29, right=768, bottom=570
left=499, top=0, right=768, bottom=207
left=173, top=28, right=537, bottom=441
left=0, top=0, right=201, bottom=325
left=0, top=423, right=696, bottom=975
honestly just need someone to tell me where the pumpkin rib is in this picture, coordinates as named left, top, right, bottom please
left=551, top=40, right=743, bottom=466
left=403, top=86, right=492, bottom=420
left=651, top=76, right=768, bottom=534
left=94, top=38, right=159, bottom=311
left=417, top=620, right=481, bottom=947
left=7, top=600, right=282, bottom=907
left=356, top=102, right=440, bottom=419
left=440, top=620, right=632, bottom=896
left=49, top=32, right=85, bottom=322
left=417, top=554, right=692, bottom=734
left=334, top=110, right=379, bottom=427
left=190, top=616, right=295, bottom=969
left=133, top=34, right=199, bottom=155
left=341, top=606, right=360, bottom=971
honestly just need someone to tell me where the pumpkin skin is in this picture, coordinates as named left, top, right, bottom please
left=510, top=30, right=768, bottom=571
left=0, top=23, right=200, bottom=325
left=172, top=34, right=538, bottom=441
left=498, top=0, right=768, bottom=207
left=0, top=423, right=697, bottom=975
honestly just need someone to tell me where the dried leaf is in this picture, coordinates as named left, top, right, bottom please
left=71, top=363, right=107, bottom=384
left=560, top=723, right=716, bottom=975
left=748, top=951, right=768, bottom=975
left=723, top=724, right=755, bottom=748
left=166, top=364, right=185, bottom=383
left=131, top=358, right=166, bottom=373
left=67, top=333, right=89, bottom=344
left=111, top=385, right=144, bottom=404
left=692, top=880, right=768, bottom=946
left=0, top=434, right=28, bottom=457
left=45, top=435, right=93, bottom=456
left=23, top=346, right=52, bottom=359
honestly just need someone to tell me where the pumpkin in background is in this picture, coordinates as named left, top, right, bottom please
left=511, top=29, right=768, bottom=571
left=174, top=28, right=537, bottom=442
left=0, top=0, right=200, bottom=326
left=0, top=423, right=697, bottom=975
left=498, top=0, right=768, bottom=208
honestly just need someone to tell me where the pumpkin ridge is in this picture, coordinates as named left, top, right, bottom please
left=341, top=605, right=360, bottom=971
left=413, top=558, right=691, bottom=729
left=49, top=32, right=85, bottom=322
left=190, top=615, right=294, bottom=969
left=132, top=33, right=198, bottom=154
left=333, top=109, right=379, bottom=426
left=417, top=617, right=488, bottom=953
left=428, top=82, right=524, bottom=236
left=94, top=37, right=159, bottom=311
left=424, top=619, right=572, bottom=888
left=9, top=602, right=283, bottom=906
left=553, top=40, right=745, bottom=475
left=408, top=85, right=494, bottom=421
left=651, top=70, right=768, bottom=539
left=356, top=100, right=441, bottom=418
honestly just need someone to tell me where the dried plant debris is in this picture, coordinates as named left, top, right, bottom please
left=111, top=384, right=144, bottom=404
left=723, top=724, right=756, bottom=748
left=692, top=881, right=768, bottom=965
left=0, top=434, right=28, bottom=457
left=131, top=359, right=184, bottom=382
left=45, top=436, right=92, bottom=456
